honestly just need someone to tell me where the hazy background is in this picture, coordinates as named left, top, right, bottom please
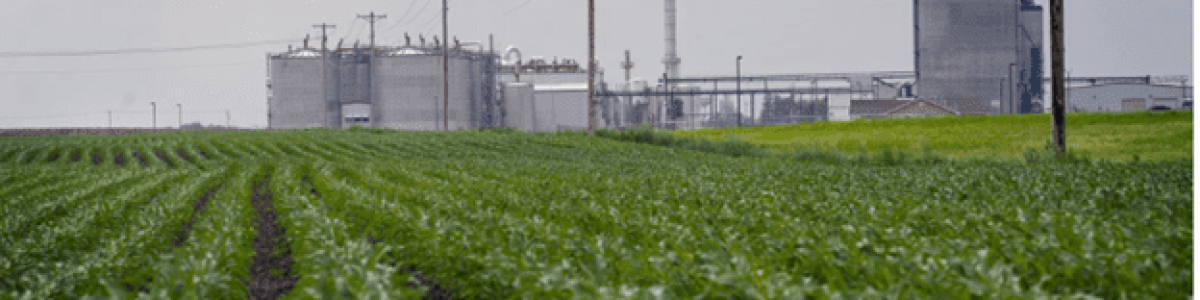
left=0, top=0, right=1191, bottom=128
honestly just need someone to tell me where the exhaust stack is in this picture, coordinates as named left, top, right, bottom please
left=663, top=0, right=681, bottom=84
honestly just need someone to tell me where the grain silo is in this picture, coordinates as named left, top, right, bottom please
left=268, top=38, right=500, bottom=130
left=914, top=0, right=1044, bottom=114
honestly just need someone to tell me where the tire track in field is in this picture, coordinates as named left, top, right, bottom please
left=249, top=176, right=297, bottom=299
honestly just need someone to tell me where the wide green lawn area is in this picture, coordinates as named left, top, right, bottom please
left=0, top=128, right=1190, bottom=299
left=676, top=111, right=1193, bottom=161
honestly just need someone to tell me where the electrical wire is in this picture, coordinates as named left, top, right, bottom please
left=402, top=0, right=436, bottom=29
left=417, top=0, right=451, bottom=36
left=0, top=61, right=260, bottom=75
left=0, top=110, right=228, bottom=120
left=503, top=0, right=536, bottom=16
left=340, top=18, right=361, bottom=41
left=0, top=112, right=103, bottom=120
left=0, top=39, right=300, bottom=58
left=383, top=0, right=422, bottom=32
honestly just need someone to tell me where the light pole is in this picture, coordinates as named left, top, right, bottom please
left=736, top=55, right=742, bottom=127
left=150, top=102, right=156, bottom=129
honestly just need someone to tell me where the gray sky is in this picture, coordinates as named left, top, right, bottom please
left=0, top=0, right=1192, bottom=128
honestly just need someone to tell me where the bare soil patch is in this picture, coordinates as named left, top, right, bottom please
left=93, top=153, right=103, bottom=166
left=174, top=188, right=219, bottom=248
left=71, top=154, right=80, bottom=162
left=249, top=177, right=297, bottom=299
left=115, top=153, right=126, bottom=166
left=155, top=151, right=174, bottom=168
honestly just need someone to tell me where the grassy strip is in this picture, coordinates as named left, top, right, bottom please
left=584, top=123, right=1121, bottom=166
left=676, top=111, right=1192, bottom=161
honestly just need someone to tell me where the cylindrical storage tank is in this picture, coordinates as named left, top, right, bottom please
left=269, top=49, right=327, bottom=129
left=374, top=51, right=484, bottom=131
left=503, top=82, right=535, bottom=132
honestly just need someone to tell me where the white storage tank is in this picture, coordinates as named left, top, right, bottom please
left=268, top=48, right=327, bottom=129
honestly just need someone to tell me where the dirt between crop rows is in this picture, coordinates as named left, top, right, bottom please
left=155, top=151, right=174, bottom=168
left=133, top=152, right=148, bottom=166
left=176, top=149, right=192, bottom=164
left=93, top=154, right=103, bottom=166
left=71, top=154, right=80, bottom=162
left=249, top=177, right=297, bottom=300
left=304, top=177, right=454, bottom=299
left=174, top=188, right=219, bottom=248
left=114, top=153, right=126, bottom=166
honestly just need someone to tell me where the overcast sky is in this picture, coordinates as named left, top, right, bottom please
left=0, top=0, right=1192, bottom=128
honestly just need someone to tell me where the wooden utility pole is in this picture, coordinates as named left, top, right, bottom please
left=313, top=23, right=336, bottom=50
left=314, top=23, right=336, bottom=128
left=587, top=0, right=597, bottom=135
left=443, top=0, right=450, bottom=131
left=357, top=12, right=387, bottom=49
left=621, top=50, right=634, bottom=82
left=1050, top=0, right=1066, bottom=156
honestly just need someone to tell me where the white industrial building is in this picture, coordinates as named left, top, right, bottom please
left=1060, top=82, right=1192, bottom=112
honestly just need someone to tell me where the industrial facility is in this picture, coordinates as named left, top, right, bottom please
left=267, top=0, right=1191, bottom=131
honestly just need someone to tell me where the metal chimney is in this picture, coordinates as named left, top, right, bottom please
left=663, top=0, right=681, bottom=85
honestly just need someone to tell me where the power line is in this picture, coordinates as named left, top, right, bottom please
left=0, top=39, right=300, bottom=58
left=403, top=0, right=436, bottom=29
left=504, top=0, right=536, bottom=16
left=0, top=61, right=260, bottom=75
left=340, top=18, right=362, bottom=40
left=383, top=0, right=422, bottom=32
left=0, top=112, right=104, bottom=120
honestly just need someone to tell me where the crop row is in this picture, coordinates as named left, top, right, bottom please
left=0, top=130, right=1191, bottom=298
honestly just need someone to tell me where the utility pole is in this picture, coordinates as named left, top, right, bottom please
left=150, top=102, right=156, bottom=129
left=1051, top=0, right=1066, bottom=157
left=313, top=23, right=336, bottom=50
left=621, top=50, right=634, bottom=82
left=587, top=0, right=596, bottom=135
left=443, top=0, right=450, bottom=131
left=357, top=12, right=387, bottom=49
left=736, top=56, right=742, bottom=127
left=314, top=23, right=336, bottom=128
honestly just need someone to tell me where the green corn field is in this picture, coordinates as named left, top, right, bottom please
left=0, top=123, right=1191, bottom=299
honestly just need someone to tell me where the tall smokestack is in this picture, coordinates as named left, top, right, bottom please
left=663, top=0, right=681, bottom=84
